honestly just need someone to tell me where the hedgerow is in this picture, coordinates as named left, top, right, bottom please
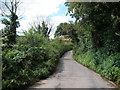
left=2, top=29, right=72, bottom=90
left=73, top=42, right=120, bottom=86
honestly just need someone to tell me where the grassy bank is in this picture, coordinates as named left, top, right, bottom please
left=73, top=46, right=120, bottom=86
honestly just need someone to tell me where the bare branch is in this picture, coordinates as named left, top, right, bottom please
left=47, top=26, right=52, bottom=35
left=1, top=0, right=22, bottom=15
left=4, top=2, right=12, bottom=13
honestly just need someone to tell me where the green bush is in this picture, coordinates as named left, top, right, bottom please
left=73, top=45, right=120, bottom=85
left=2, top=29, right=72, bottom=90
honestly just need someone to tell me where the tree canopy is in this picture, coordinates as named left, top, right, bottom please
left=1, top=0, right=22, bottom=44
left=65, top=2, right=120, bottom=50
left=55, top=21, right=79, bottom=42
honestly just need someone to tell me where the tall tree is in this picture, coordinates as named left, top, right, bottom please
left=30, top=17, right=53, bottom=38
left=55, top=21, right=79, bottom=42
left=65, top=2, right=120, bottom=51
left=0, top=0, right=22, bottom=44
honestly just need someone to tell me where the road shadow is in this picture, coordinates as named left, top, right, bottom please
left=54, top=50, right=72, bottom=75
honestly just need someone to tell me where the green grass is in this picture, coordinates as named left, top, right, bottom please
left=73, top=48, right=120, bottom=86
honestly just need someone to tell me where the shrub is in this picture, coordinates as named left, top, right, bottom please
left=73, top=44, right=120, bottom=85
left=2, top=30, right=72, bottom=90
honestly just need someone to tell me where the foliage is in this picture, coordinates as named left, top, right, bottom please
left=65, top=2, right=120, bottom=85
left=30, top=20, right=52, bottom=38
left=2, top=29, right=72, bottom=90
left=1, top=0, right=21, bottom=44
left=55, top=21, right=79, bottom=42
left=73, top=47, right=120, bottom=85
left=65, top=2, right=120, bottom=50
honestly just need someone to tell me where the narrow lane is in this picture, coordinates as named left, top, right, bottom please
left=27, top=51, right=116, bottom=89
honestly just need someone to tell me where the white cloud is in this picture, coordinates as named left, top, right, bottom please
left=17, top=0, right=68, bottom=34
left=52, top=16, right=73, bottom=26
left=17, top=15, right=73, bottom=38
left=1, top=0, right=73, bottom=37
left=22, top=0, right=65, bottom=17
left=1, top=0, right=73, bottom=38
left=49, top=16, right=74, bottom=38
left=0, top=22, right=5, bottom=30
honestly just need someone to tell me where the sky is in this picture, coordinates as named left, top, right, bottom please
left=0, top=0, right=74, bottom=38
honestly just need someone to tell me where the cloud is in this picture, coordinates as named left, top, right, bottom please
left=0, top=23, right=5, bottom=30
left=52, top=16, right=73, bottom=26
left=22, top=0, right=65, bottom=17
left=49, top=16, right=74, bottom=38
left=17, top=0, right=68, bottom=33
left=17, top=15, right=73, bottom=37
left=1, top=0, right=74, bottom=38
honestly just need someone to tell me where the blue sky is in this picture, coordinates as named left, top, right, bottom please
left=0, top=16, right=2, bottom=22
left=0, top=0, right=74, bottom=38
left=49, top=3, right=68, bottom=17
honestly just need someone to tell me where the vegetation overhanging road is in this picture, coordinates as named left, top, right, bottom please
left=27, top=51, right=116, bottom=89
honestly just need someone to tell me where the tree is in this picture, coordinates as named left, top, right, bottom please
left=55, top=21, right=79, bottom=42
left=65, top=2, right=120, bottom=51
left=54, top=22, right=68, bottom=37
left=0, top=0, right=22, bottom=44
left=30, top=17, right=54, bottom=38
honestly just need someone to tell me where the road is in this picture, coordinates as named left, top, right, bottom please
left=27, top=51, right=116, bottom=89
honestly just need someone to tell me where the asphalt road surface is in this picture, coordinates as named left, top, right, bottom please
left=27, top=51, right=116, bottom=89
